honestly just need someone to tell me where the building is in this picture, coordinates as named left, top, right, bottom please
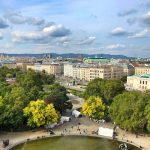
left=64, top=63, right=74, bottom=77
left=79, top=67, right=90, bottom=81
left=126, top=74, right=150, bottom=91
left=27, top=63, right=63, bottom=75
left=111, top=66, right=124, bottom=79
left=135, top=67, right=150, bottom=75
left=3, top=63, right=17, bottom=69
left=83, top=57, right=110, bottom=64
left=64, top=63, right=125, bottom=81
left=120, top=64, right=135, bottom=76
left=16, top=62, right=34, bottom=71
left=89, top=67, right=111, bottom=80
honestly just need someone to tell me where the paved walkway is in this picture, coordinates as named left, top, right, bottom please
left=0, top=117, right=149, bottom=150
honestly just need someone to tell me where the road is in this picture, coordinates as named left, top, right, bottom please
left=67, top=93, right=84, bottom=109
left=65, top=85, right=85, bottom=92
left=58, top=79, right=85, bottom=92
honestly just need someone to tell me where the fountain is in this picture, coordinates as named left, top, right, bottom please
left=11, top=136, right=141, bottom=150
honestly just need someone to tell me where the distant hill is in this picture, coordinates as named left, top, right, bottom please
left=0, top=53, right=129, bottom=59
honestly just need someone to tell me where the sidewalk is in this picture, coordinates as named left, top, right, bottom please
left=0, top=118, right=149, bottom=150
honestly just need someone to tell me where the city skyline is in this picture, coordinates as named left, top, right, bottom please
left=0, top=0, right=150, bottom=57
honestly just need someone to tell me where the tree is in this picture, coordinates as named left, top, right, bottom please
left=120, top=76, right=127, bottom=83
left=43, top=83, right=72, bottom=114
left=1, top=86, right=30, bottom=130
left=144, top=100, right=150, bottom=131
left=16, top=70, right=56, bottom=100
left=103, top=79, right=125, bottom=103
left=0, top=66, right=20, bottom=78
left=109, top=91, right=148, bottom=132
left=0, top=96, right=5, bottom=127
left=83, top=78, right=105, bottom=100
left=0, top=82, right=12, bottom=97
left=23, top=100, right=59, bottom=128
left=23, top=70, right=43, bottom=90
left=0, top=67, right=60, bottom=130
left=83, top=78, right=125, bottom=104
left=41, top=73, right=55, bottom=85
left=6, top=73, right=13, bottom=78
left=82, top=96, right=106, bottom=120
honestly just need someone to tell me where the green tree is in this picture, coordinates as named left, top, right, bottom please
left=120, top=76, right=127, bottom=83
left=6, top=73, right=13, bottom=78
left=82, top=96, right=106, bottom=120
left=103, top=79, right=125, bottom=102
left=41, top=73, right=55, bottom=85
left=83, top=78, right=125, bottom=103
left=0, top=96, right=5, bottom=127
left=43, top=83, right=72, bottom=114
left=0, top=67, right=59, bottom=130
left=23, top=100, right=59, bottom=128
left=0, top=82, right=12, bottom=97
left=145, top=100, right=150, bottom=131
left=109, top=91, right=148, bottom=132
left=1, top=86, right=30, bottom=130
left=83, top=78, right=105, bottom=100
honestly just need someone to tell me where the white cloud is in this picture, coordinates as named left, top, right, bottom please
left=105, top=44, right=125, bottom=49
left=12, top=31, right=46, bottom=43
left=0, top=43, right=14, bottom=49
left=141, top=11, right=150, bottom=26
left=111, top=27, right=127, bottom=36
left=77, top=36, right=96, bottom=45
left=128, top=29, right=150, bottom=38
left=4, top=12, right=45, bottom=26
left=118, top=9, right=137, bottom=17
left=43, top=24, right=71, bottom=37
left=0, top=18, right=9, bottom=28
left=12, top=24, right=71, bottom=43
left=0, top=32, right=3, bottom=40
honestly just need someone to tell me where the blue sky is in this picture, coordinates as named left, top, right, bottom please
left=0, top=0, right=150, bottom=57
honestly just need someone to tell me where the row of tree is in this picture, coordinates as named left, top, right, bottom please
left=83, top=78, right=125, bottom=104
left=110, top=91, right=150, bottom=132
left=0, top=67, right=72, bottom=130
left=82, top=78, right=150, bottom=133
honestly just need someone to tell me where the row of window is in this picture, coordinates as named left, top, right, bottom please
left=140, top=80, right=148, bottom=85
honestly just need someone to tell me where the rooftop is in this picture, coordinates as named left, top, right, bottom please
left=129, top=74, right=150, bottom=78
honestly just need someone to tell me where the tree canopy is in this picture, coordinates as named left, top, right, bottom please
left=83, top=78, right=125, bottom=103
left=144, top=100, right=150, bottom=131
left=0, top=67, right=70, bottom=130
left=82, top=96, right=106, bottom=120
left=43, top=83, right=72, bottom=114
left=23, top=100, right=59, bottom=128
left=109, top=91, right=149, bottom=132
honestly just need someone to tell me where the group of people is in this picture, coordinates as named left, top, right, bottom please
left=60, top=122, right=89, bottom=136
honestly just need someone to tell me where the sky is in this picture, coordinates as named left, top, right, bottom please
left=0, top=0, right=150, bottom=57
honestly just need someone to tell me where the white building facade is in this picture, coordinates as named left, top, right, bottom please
left=126, top=74, right=150, bottom=91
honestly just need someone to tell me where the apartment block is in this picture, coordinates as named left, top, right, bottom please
left=111, top=66, right=124, bottom=79
left=3, top=63, right=17, bottom=69
left=16, top=62, right=34, bottom=71
left=64, top=63, right=74, bottom=77
left=64, top=63, right=125, bottom=81
left=27, top=63, right=63, bottom=75
left=120, top=64, right=135, bottom=76
left=135, top=67, right=150, bottom=75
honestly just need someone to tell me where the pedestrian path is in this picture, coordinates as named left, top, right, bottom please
left=0, top=117, right=149, bottom=150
